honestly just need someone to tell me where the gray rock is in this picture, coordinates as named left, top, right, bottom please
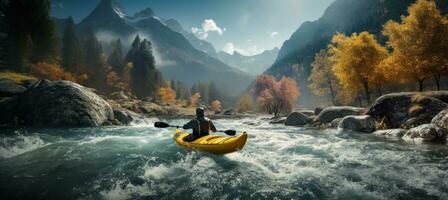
left=298, top=110, right=314, bottom=117
left=330, top=118, right=343, bottom=128
left=338, top=115, right=376, bottom=133
left=270, top=117, right=286, bottom=124
left=314, top=107, right=324, bottom=115
left=431, top=110, right=448, bottom=129
left=17, top=80, right=113, bottom=127
left=404, top=124, right=447, bottom=142
left=373, top=129, right=407, bottom=137
left=285, top=112, right=310, bottom=126
left=315, top=106, right=364, bottom=124
left=367, top=92, right=448, bottom=128
left=223, top=108, right=235, bottom=115
left=109, top=91, right=129, bottom=100
left=0, top=79, right=27, bottom=97
left=402, top=116, right=433, bottom=129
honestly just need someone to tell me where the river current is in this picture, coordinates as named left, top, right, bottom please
left=1, top=116, right=448, bottom=200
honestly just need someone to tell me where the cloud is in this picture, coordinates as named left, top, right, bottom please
left=270, top=32, right=279, bottom=38
left=222, top=42, right=263, bottom=56
left=191, top=19, right=224, bottom=40
left=247, top=39, right=253, bottom=42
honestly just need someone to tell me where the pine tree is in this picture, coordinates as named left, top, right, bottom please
left=107, top=39, right=124, bottom=74
left=62, top=17, right=83, bottom=76
left=84, top=29, right=108, bottom=89
left=208, top=81, right=220, bottom=104
left=3, top=0, right=59, bottom=71
left=127, top=38, right=162, bottom=98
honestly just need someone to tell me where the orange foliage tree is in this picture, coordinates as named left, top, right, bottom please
left=31, top=62, right=82, bottom=82
left=253, top=75, right=300, bottom=117
left=158, top=85, right=176, bottom=104
left=211, top=100, right=222, bottom=113
left=189, top=92, right=201, bottom=107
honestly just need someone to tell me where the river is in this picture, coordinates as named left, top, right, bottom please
left=1, top=116, right=448, bottom=200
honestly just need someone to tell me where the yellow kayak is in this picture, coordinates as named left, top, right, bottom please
left=173, top=129, right=248, bottom=154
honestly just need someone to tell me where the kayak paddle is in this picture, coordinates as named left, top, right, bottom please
left=154, top=122, right=236, bottom=136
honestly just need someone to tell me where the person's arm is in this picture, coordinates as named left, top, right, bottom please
left=183, top=120, right=195, bottom=130
left=209, top=121, right=217, bottom=132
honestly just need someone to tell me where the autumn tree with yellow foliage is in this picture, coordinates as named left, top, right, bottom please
left=237, top=94, right=254, bottom=113
left=189, top=93, right=201, bottom=107
left=382, top=0, right=448, bottom=91
left=330, top=32, right=388, bottom=104
left=309, top=49, right=339, bottom=105
left=211, top=100, right=222, bottom=113
left=158, top=85, right=176, bottom=104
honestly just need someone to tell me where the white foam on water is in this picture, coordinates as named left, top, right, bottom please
left=0, top=133, right=49, bottom=158
left=99, top=180, right=155, bottom=200
left=78, top=135, right=151, bottom=145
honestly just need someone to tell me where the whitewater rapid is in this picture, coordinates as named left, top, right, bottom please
left=1, top=116, right=448, bottom=200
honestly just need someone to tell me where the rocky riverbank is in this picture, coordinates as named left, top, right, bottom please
left=0, top=79, right=253, bottom=128
left=281, top=91, right=448, bottom=143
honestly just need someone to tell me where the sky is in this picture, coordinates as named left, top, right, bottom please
left=51, top=0, right=335, bottom=56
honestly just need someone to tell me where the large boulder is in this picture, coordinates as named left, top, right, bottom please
left=373, top=129, right=407, bottom=138
left=315, top=106, right=364, bottom=124
left=403, top=124, right=447, bottom=142
left=367, top=92, right=448, bottom=128
left=0, top=97, right=20, bottom=127
left=338, top=115, right=376, bottom=133
left=17, top=80, right=113, bottom=127
left=0, top=79, right=27, bottom=97
left=285, top=112, right=310, bottom=126
left=431, top=110, right=448, bottom=129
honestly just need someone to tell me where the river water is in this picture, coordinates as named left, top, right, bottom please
left=1, top=117, right=448, bottom=200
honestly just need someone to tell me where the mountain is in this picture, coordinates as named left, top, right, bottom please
left=164, top=18, right=217, bottom=58
left=217, top=48, right=279, bottom=75
left=67, top=0, right=251, bottom=96
left=78, top=0, right=135, bottom=35
left=265, top=0, right=448, bottom=107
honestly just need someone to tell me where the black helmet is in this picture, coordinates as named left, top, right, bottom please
left=196, top=107, right=205, bottom=117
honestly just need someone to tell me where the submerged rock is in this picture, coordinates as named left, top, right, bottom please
left=373, top=129, right=407, bottom=138
left=338, top=115, right=376, bottom=133
left=0, top=79, right=27, bottom=97
left=330, top=118, right=343, bottom=128
left=113, top=108, right=142, bottom=125
left=17, top=80, right=113, bottom=127
left=404, top=124, right=447, bottom=142
left=367, top=92, right=448, bottom=128
left=315, top=106, right=364, bottom=124
left=285, top=112, right=310, bottom=126
left=270, top=117, right=286, bottom=124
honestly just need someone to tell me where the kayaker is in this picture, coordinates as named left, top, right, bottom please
left=182, top=107, right=217, bottom=142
